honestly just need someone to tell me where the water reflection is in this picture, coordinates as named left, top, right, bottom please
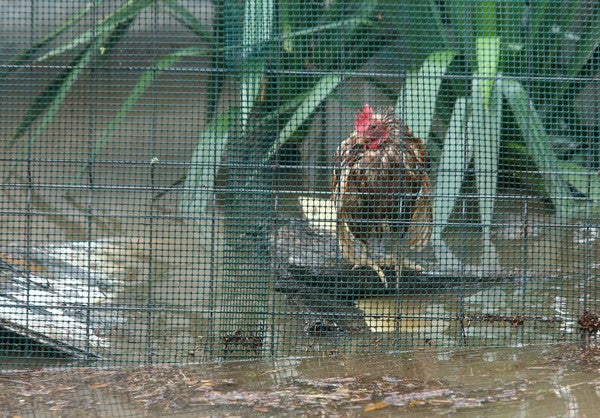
left=2, top=343, right=597, bottom=416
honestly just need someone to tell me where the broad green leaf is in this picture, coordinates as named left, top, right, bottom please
left=280, top=15, right=374, bottom=43
left=10, top=50, right=86, bottom=146
left=162, top=0, right=216, bottom=42
left=10, top=36, right=107, bottom=158
left=530, top=0, right=552, bottom=38
left=475, top=0, right=496, bottom=38
left=9, top=16, right=134, bottom=178
left=500, top=78, right=574, bottom=215
left=239, top=0, right=274, bottom=132
left=382, top=0, right=447, bottom=62
left=425, top=0, right=451, bottom=49
left=270, top=74, right=342, bottom=160
left=564, top=2, right=600, bottom=79
left=242, top=0, right=274, bottom=58
left=433, top=96, right=471, bottom=245
left=445, top=1, right=472, bottom=52
left=496, top=1, right=527, bottom=54
left=443, top=0, right=495, bottom=63
left=96, top=10, right=369, bottom=169
left=181, top=108, right=239, bottom=217
left=552, top=2, right=600, bottom=112
left=472, top=36, right=501, bottom=265
left=245, top=74, right=343, bottom=184
left=313, top=0, right=379, bottom=72
left=476, top=37, right=500, bottom=109
left=558, top=161, right=600, bottom=205
left=206, top=0, right=227, bottom=122
left=471, top=77, right=501, bottom=267
left=396, top=50, right=456, bottom=141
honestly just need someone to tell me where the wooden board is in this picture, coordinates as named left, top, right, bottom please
left=272, top=197, right=521, bottom=300
left=0, top=239, right=134, bottom=359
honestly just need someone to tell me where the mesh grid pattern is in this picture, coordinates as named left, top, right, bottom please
left=0, top=0, right=598, bottom=366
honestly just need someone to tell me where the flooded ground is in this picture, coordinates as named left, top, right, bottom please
left=0, top=343, right=598, bottom=417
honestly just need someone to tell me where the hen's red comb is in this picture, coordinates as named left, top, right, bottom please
left=354, top=104, right=374, bottom=134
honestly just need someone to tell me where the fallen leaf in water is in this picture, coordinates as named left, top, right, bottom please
left=89, top=382, right=111, bottom=389
left=384, top=388, right=454, bottom=406
left=364, top=401, right=389, bottom=412
left=295, top=377, right=355, bottom=389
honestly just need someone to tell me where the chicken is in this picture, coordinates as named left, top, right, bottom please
left=332, top=104, right=432, bottom=287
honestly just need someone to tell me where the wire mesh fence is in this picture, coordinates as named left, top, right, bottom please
left=0, top=0, right=598, bottom=367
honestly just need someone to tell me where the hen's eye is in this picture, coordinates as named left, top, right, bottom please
left=368, top=123, right=386, bottom=137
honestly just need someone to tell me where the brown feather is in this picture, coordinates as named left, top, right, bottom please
left=332, top=106, right=431, bottom=286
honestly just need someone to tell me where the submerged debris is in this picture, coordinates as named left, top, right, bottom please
left=0, top=344, right=598, bottom=416
left=578, top=310, right=600, bottom=336
left=222, top=330, right=264, bottom=355
left=480, top=314, right=527, bottom=327
left=303, top=319, right=342, bottom=337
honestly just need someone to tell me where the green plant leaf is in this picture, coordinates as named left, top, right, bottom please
left=0, top=1, right=97, bottom=80
left=9, top=49, right=87, bottom=147
left=272, top=74, right=342, bottom=160
left=476, top=36, right=500, bottom=109
left=206, top=0, right=227, bottom=122
left=310, top=0, right=378, bottom=71
left=558, top=161, right=600, bottom=205
left=564, top=2, right=600, bottom=78
left=89, top=5, right=372, bottom=169
left=162, top=0, right=216, bottom=42
left=91, top=46, right=205, bottom=166
left=180, top=108, right=239, bottom=217
left=472, top=37, right=501, bottom=265
left=524, top=1, right=600, bottom=117
left=552, top=2, right=600, bottom=114
left=474, top=0, right=497, bottom=38
left=245, top=73, right=343, bottom=185
left=9, top=38, right=104, bottom=160
left=471, top=77, right=501, bottom=267
left=7, top=0, right=154, bottom=168
left=9, top=16, right=137, bottom=179
left=384, top=0, right=448, bottom=61
left=36, top=0, right=155, bottom=63
left=433, top=96, right=471, bottom=247
left=396, top=50, right=456, bottom=142
left=500, top=78, right=574, bottom=215
left=239, top=0, right=274, bottom=132
left=444, top=0, right=496, bottom=59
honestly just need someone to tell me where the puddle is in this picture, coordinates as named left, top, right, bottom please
left=1, top=343, right=598, bottom=416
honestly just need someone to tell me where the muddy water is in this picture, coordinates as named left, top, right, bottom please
left=0, top=344, right=598, bottom=416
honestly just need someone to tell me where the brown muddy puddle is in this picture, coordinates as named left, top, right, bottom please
left=1, top=343, right=598, bottom=417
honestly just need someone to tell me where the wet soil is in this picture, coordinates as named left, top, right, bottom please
left=1, top=343, right=598, bottom=417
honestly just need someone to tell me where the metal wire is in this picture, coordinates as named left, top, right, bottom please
left=0, top=0, right=598, bottom=367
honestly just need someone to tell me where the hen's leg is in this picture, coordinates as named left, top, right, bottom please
left=382, top=225, right=403, bottom=289
left=335, top=169, right=389, bottom=286
left=336, top=215, right=389, bottom=287
left=380, top=225, right=425, bottom=289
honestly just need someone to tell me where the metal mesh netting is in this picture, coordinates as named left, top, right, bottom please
left=0, top=1, right=598, bottom=367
